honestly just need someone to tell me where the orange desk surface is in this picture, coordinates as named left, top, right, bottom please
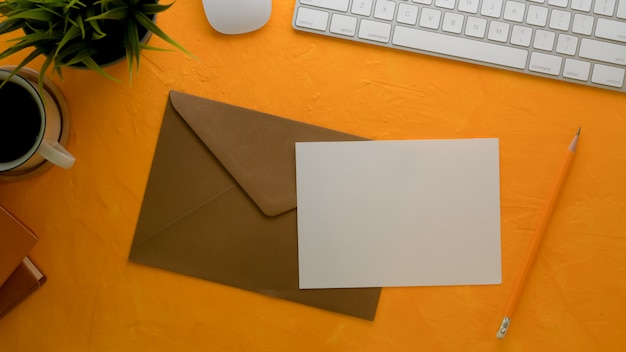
left=1, top=2, right=625, bottom=351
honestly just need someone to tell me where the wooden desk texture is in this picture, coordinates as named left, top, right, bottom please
left=1, top=2, right=625, bottom=351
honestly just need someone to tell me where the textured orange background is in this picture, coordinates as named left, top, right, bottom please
left=1, top=1, right=626, bottom=351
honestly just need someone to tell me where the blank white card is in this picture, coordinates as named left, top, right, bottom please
left=295, top=139, right=501, bottom=289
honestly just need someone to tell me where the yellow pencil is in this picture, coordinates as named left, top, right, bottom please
left=496, top=128, right=581, bottom=339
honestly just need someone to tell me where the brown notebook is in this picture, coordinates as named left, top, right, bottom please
left=0, top=206, right=38, bottom=287
left=0, top=256, right=46, bottom=319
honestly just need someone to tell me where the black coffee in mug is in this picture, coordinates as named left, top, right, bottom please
left=0, top=81, right=42, bottom=163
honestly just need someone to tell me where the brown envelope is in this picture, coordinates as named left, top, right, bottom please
left=129, top=91, right=381, bottom=320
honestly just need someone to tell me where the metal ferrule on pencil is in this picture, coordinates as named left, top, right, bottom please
left=496, top=316, right=511, bottom=339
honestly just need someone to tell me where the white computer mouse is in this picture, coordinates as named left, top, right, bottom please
left=202, top=0, right=272, bottom=35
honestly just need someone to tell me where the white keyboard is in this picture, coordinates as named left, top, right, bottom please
left=292, top=0, right=626, bottom=93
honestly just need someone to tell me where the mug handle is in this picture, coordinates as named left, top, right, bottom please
left=38, top=140, right=75, bottom=169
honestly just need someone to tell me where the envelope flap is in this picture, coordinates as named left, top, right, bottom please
left=169, top=91, right=366, bottom=216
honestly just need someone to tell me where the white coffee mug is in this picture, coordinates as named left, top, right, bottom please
left=0, top=69, right=74, bottom=173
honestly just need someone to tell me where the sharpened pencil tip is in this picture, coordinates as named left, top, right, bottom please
left=569, top=128, right=581, bottom=152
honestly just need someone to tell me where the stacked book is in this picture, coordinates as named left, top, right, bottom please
left=0, top=206, right=46, bottom=319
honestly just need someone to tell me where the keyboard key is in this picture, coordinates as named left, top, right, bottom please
left=572, top=14, right=594, bottom=35
left=352, top=0, right=374, bottom=16
left=529, top=52, right=563, bottom=75
left=374, top=0, right=397, bottom=20
left=593, top=0, right=616, bottom=16
left=436, top=0, right=458, bottom=10
left=556, top=34, right=579, bottom=55
left=533, top=30, right=556, bottom=51
left=481, top=0, right=504, bottom=18
left=397, top=3, right=419, bottom=25
left=488, top=21, right=510, bottom=42
left=392, top=26, right=529, bottom=69
left=591, top=64, right=625, bottom=87
left=527, top=5, right=549, bottom=27
left=466, top=17, right=488, bottom=38
left=579, top=38, right=626, bottom=65
left=549, top=10, right=572, bottom=31
left=299, top=0, right=349, bottom=12
left=618, top=0, right=626, bottom=18
left=595, top=18, right=626, bottom=43
left=330, top=14, right=357, bottom=36
left=571, top=0, right=593, bottom=11
left=511, top=25, right=533, bottom=47
left=358, top=19, right=392, bottom=43
left=458, top=0, right=480, bottom=13
left=503, top=1, right=526, bottom=22
left=442, top=12, right=465, bottom=33
left=563, top=59, right=591, bottom=81
left=419, top=8, right=442, bottom=29
left=295, top=7, right=329, bottom=31
left=548, top=0, right=569, bottom=7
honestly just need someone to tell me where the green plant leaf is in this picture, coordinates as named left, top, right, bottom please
left=38, top=51, right=56, bottom=94
left=38, top=1, right=71, bottom=9
left=85, top=6, right=127, bottom=21
left=84, top=5, right=106, bottom=38
left=0, top=20, right=26, bottom=35
left=76, top=15, right=85, bottom=39
left=90, top=31, right=106, bottom=40
left=54, top=23, right=81, bottom=56
left=0, top=35, right=50, bottom=60
left=53, top=39, right=98, bottom=65
left=139, top=43, right=174, bottom=52
left=140, top=3, right=173, bottom=15
left=54, top=65, right=63, bottom=79
left=0, top=46, right=46, bottom=92
left=61, top=47, right=98, bottom=66
left=134, top=11, right=195, bottom=59
left=66, top=15, right=79, bottom=31
left=65, top=0, right=86, bottom=11
left=6, top=31, right=51, bottom=45
left=80, top=56, right=120, bottom=82
left=4, top=8, right=54, bottom=21
left=125, top=17, right=140, bottom=80
left=33, top=4, right=66, bottom=16
left=96, top=0, right=126, bottom=10
left=23, top=23, right=64, bottom=40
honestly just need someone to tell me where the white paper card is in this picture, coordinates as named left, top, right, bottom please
left=296, top=139, right=501, bottom=288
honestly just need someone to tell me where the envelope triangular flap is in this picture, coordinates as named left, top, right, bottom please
left=169, top=91, right=365, bottom=217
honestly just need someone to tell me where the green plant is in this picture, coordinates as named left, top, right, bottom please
left=0, top=0, right=192, bottom=89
